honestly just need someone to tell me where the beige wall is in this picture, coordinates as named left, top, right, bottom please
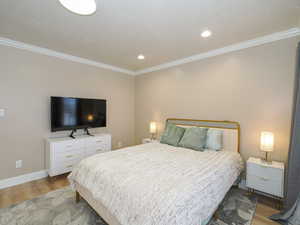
left=0, top=36, right=299, bottom=180
left=0, top=46, right=135, bottom=179
left=135, top=37, right=300, bottom=163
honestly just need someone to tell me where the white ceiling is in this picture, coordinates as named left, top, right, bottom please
left=0, top=0, right=299, bottom=71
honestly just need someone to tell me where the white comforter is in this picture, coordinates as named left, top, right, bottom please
left=68, top=143, right=244, bottom=225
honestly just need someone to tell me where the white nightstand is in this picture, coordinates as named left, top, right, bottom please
left=246, top=157, right=284, bottom=198
left=142, top=138, right=159, bottom=144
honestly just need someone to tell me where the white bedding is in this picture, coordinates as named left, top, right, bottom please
left=68, top=143, right=244, bottom=225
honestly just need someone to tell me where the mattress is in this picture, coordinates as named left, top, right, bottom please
left=68, top=142, right=244, bottom=225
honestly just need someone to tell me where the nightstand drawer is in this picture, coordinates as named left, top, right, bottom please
left=247, top=162, right=283, bottom=181
left=247, top=174, right=283, bottom=197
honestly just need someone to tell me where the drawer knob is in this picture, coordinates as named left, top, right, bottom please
left=66, top=145, right=73, bottom=148
left=66, top=165, right=73, bottom=168
left=66, top=155, right=73, bottom=158
left=96, top=140, right=102, bottom=143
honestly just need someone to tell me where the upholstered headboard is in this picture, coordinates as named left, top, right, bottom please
left=166, top=118, right=240, bottom=153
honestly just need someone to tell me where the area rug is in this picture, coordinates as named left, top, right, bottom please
left=0, top=187, right=257, bottom=225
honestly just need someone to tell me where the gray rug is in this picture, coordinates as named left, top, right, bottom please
left=0, top=187, right=257, bottom=225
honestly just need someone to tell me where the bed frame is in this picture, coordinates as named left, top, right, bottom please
left=74, top=118, right=241, bottom=225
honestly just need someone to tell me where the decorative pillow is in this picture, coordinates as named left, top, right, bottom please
left=160, top=123, right=186, bottom=146
left=205, top=129, right=223, bottom=151
left=178, top=127, right=208, bottom=151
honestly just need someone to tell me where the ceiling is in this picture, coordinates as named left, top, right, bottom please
left=0, top=0, right=299, bottom=71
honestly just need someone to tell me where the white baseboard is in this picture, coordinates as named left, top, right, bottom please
left=0, top=170, right=48, bottom=190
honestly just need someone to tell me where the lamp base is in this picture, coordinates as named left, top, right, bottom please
left=150, top=133, right=156, bottom=140
left=261, top=152, right=272, bottom=165
left=260, top=158, right=273, bottom=165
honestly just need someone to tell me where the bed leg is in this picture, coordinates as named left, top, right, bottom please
left=75, top=191, right=81, bottom=203
left=213, top=212, right=219, bottom=220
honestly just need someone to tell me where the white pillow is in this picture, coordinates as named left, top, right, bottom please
left=205, top=129, right=223, bottom=151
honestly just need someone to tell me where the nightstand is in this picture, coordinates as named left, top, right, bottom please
left=142, top=138, right=159, bottom=144
left=246, top=157, right=284, bottom=198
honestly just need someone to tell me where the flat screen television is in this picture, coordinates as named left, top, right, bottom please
left=51, top=97, right=106, bottom=132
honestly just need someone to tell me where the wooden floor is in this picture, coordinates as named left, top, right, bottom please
left=0, top=174, right=280, bottom=225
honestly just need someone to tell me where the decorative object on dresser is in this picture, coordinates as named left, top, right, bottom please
left=149, top=121, right=157, bottom=140
left=246, top=157, right=284, bottom=198
left=260, top=131, right=274, bottom=164
left=142, top=138, right=159, bottom=144
left=46, top=134, right=111, bottom=177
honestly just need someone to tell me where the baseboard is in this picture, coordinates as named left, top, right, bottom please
left=0, top=170, right=48, bottom=190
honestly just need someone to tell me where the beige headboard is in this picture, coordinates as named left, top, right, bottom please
left=166, top=118, right=240, bottom=153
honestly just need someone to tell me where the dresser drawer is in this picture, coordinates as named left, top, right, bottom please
left=52, top=139, right=85, bottom=152
left=52, top=149, right=84, bottom=164
left=247, top=161, right=283, bottom=181
left=87, top=137, right=107, bottom=149
left=247, top=174, right=283, bottom=197
left=85, top=146, right=108, bottom=157
left=52, top=157, right=82, bottom=174
left=51, top=165, right=73, bottom=176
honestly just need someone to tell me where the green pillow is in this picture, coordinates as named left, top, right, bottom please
left=160, top=123, right=186, bottom=146
left=178, top=127, right=208, bottom=151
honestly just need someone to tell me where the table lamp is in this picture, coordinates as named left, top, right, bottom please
left=260, top=131, right=274, bottom=164
left=149, top=122, right=157, bottom=140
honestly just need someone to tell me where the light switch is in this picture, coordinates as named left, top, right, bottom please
left=0, top=109, right=5, bottom=117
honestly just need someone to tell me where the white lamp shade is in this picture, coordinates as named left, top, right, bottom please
left=59, top=0, right=97, bottom=15
left=149, top=122, right=157, bottom=134
left=260, top=132, right=274, bottom=152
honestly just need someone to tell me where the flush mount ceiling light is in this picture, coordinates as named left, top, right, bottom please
left=137, top=54, right=145, bottom=60
left=59, top=0, right=97, bottom=15
left=201, top=30, right=212, bottom=38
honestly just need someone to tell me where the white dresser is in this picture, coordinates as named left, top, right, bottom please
left=246, top=157, right=284, bottom=198
left=46, top=134, right=111, bottom=177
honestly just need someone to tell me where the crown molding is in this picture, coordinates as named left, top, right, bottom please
left=0, top=37, right=135, bottom=75
left=134, top=27, right=300, bottom=75
left=1, top=27, right=299, bottom=76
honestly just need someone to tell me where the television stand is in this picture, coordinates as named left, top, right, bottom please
left=69, top=129, right=77, bottom=139
left=84, top=128, right=94, bottom=136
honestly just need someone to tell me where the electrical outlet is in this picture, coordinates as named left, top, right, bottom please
left=16, top=160, right=22, bottom=169
left=118, top=141, right=123, bottom=148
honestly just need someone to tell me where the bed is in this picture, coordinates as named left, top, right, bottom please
left=68, top=119, right=244, bottom=225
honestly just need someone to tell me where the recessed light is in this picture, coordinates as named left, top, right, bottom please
left=59, top=0, right=97, bottom=16
left=201, top=30, right=212, bottom=38
left=137, top=54, right=145, bottom=60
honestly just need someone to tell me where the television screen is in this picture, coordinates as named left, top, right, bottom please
left=51, top=97, right=106, bottom=132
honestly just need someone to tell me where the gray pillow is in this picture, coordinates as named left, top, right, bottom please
left=205, top=129, right=223, bottom=151
left=178, top=127, right=208, bottom=151
left=160, top=123, right=186, bottom=146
